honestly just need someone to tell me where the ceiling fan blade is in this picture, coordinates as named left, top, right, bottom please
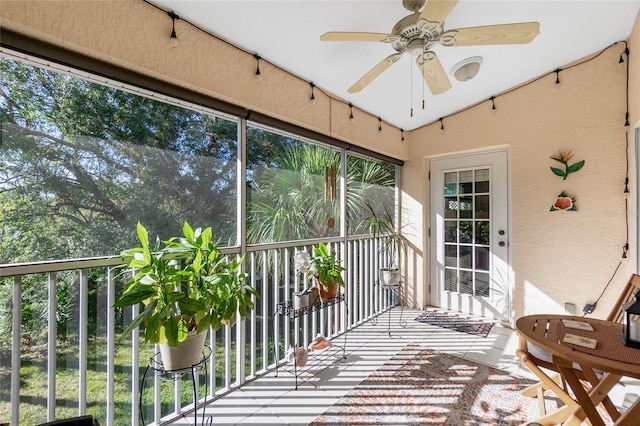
left=443, top=22, right=540, bottom=46
left=419, top=0, right=459, bottom=23
left=320, top=32, right=391, bottom=42
left=416, top=51, right=452, bottom=95
left=348, top=53, right=403, bottom=93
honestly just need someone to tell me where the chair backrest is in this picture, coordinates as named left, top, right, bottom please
left=606, top=273, right=640, bottom=323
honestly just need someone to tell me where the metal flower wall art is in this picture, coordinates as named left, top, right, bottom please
left=550, top=150, right=585, bottom=180
left=550, top=191, right=577, bottom=211
left=549, top=150, right=583, bottom=212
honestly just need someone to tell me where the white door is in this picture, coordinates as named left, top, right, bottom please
left=429, top=150, right=510, bottom=321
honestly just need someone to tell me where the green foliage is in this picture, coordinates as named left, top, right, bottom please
left=114, top=222, right=258, bottom=347
left=298, top=242, right=345, bottom=290
left=312, top=243, right=345, bottom=289
left=360, top=202, right=406, bottom=269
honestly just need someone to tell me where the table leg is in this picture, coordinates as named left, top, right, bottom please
left=557, top=364, right=606, bottom=426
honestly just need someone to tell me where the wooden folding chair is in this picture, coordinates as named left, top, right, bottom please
left=516, top=273, right=640, bottom=424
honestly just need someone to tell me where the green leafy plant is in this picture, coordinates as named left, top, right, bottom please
left=294, top=242, right=345, bottom=291
left=361, top=203, right=406, bottom=270
left=550, top=150, right=585, bottom=180
left=114, top=221, right=258, bottom=347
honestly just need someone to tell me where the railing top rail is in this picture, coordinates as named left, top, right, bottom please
left=0, top=235, right=376, bottom=277
left=0, top=256, right=123, bottom=277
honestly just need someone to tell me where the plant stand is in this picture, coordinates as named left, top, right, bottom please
left=371, top=281, right=406, bottom=336
left=140, top=346, right=212, bottom=426
left=273, top=292, right=348, bottom=390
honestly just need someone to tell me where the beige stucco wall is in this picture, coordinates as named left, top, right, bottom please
left=0, top=0, right=408, bottom=160
left=2, top=1, right=639, bottom=324
left=402, top=9, right=640, bottom=323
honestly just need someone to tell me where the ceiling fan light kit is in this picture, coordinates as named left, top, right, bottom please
left=320, top=0, right=540, bottom=97
left=451, top=56, right=483, bottom=81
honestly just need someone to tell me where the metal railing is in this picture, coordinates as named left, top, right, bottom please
left=0, top=236, right=397, bottom=426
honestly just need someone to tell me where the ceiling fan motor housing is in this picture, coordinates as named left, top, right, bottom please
left=389, top=13, right=442, bottom=53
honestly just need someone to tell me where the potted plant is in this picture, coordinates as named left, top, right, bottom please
left=362, top=204, right=406, bottom=288
left=294, top=242, right=345, bottom=301
left=115, top=221, right=258, bottom=370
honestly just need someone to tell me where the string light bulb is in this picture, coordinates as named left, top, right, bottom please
left=624, top=177, right=630, bottom=197
left=253, top=53, right=262, bottom=81
left=490, top=96, right=496, bottom=110
left=378, top=117, right=382, bottom=132
left=555, top=68, right=561, bottom=84
left=440, top=118, right=444, bottom=130
left=309, top=82, right=315, bottom=104
left=348, top=103, right=354, bottom=120
left=401, top=128, right=405, bottom=141
left=167, top=11, right=179, bottom=48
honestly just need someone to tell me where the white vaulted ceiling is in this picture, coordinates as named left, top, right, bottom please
left=154, top=0, right=640, bottom=131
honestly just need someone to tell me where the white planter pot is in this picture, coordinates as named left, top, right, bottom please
left=159, top=330, right=207, bottom=371
left=379, top=268, right=401, bottom=288
left=293, top=293, right=309, bottom=310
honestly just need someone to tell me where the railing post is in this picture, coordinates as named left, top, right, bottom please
left=11, top=276, right=22, bottom=426
left=79, top=269, right=88, bottom=415
left=106, top=267, right=115, bottom=426
left=47, top=272, right=57, bottom=421
left=131, top=301, right=140, bottom=426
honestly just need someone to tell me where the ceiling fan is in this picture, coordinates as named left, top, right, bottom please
left=320, top=0, right=540, bottom=95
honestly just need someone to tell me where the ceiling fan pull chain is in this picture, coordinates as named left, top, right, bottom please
left=409, top=55, right=414, bottom=117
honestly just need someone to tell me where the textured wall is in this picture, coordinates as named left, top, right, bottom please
left=403, top=20, right=640, bottom=322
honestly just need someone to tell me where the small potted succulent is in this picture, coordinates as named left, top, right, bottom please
left=294, top=242, right=345, bottom=301
left=115, top=221, right=258, bottom=370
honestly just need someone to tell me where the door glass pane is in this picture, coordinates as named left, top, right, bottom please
left=475, top=169, right=489, bottom=193
left=475, top=247, right=489, bottom=271
left=459, top=246, right=472, bottom=269
left=475, top=195, right=489, bottom=219
left=475, top=272, right=490, bottom=296
left=459, top=221, right=473, bottom=243
left=445, top=245, right=458, bottom=267
left=445, top=221, right=457, bottom=243
left=444, top=172, right=458, bottom=195
left=460, top=271, right=473, bottom=294
left=475, top=221, right=490, bottom=245
left=444, top=197, right=458, bottom=219
left=459, top=170, right=473, bottom=194
left=459, top=196, right=473, bottom=218
left=445, top=269, right=457, bottom=292
left=441, top=166, right=492, bottom=299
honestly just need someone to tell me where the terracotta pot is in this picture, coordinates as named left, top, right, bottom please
left=317, top=279, right=338, bottom=301
left=159, top=330, right=207, bottom=371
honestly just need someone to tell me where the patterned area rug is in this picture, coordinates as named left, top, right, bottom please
left=415, top=310, right=494, bottom=338
left=311, top=344, right=537, bottom=425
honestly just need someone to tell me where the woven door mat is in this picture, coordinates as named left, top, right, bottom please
left=415, top=310, right=494, bottom=337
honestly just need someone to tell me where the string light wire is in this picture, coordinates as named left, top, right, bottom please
left=143, top=1, right=628, bottom=140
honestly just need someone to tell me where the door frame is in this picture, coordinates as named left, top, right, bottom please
left=428, top=148, right=512, bottom=323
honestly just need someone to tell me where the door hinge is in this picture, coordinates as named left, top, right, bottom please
left=428, top=171, right=430, bottom=180
left=428, top=228, right=430, bottom=237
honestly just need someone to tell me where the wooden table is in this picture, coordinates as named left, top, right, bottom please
left=516, top=314, right=640, bottom=426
